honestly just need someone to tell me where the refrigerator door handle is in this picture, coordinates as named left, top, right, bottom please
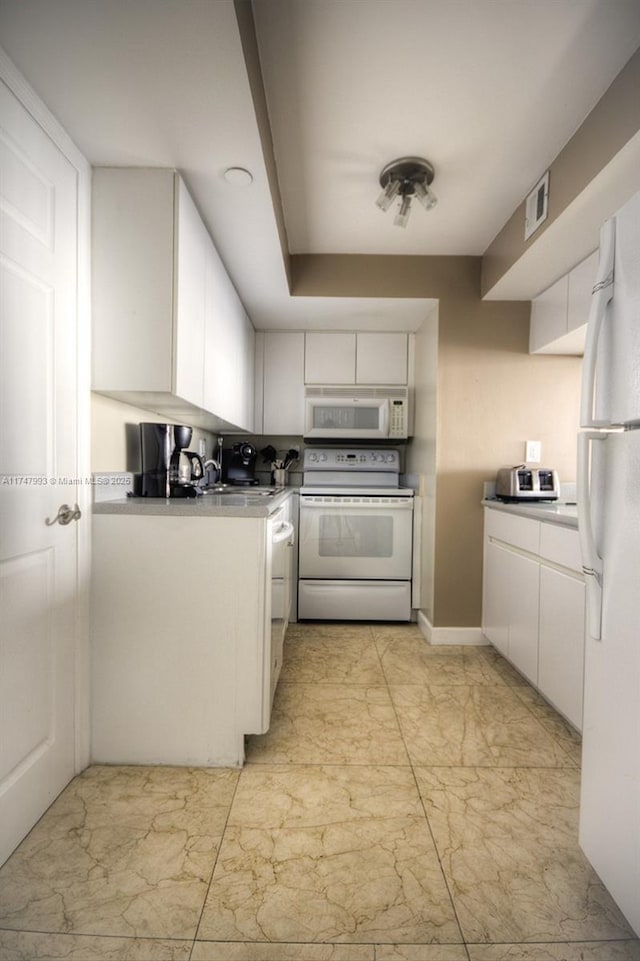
left=578, top=431, right=605, bottom=640
left=580, top=218, right=615, bottom=428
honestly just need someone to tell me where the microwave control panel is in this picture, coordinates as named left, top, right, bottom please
left=389, top=398, right=408, bottom=437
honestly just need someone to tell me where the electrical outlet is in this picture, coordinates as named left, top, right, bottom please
left=525, top=440, right=541, bottom=463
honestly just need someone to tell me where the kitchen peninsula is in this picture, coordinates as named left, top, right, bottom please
left=91, top=490, right=294, bottom=767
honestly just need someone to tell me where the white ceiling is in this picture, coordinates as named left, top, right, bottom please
left=254, top=0, right=640, bottom=256
left=1, top=0, right=640, bottom=330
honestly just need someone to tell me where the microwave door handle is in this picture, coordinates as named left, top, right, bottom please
left=580, top=218, right=615, bottom=428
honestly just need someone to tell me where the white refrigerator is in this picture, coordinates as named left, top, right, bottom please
left=578, top=188, right=640, bottom=936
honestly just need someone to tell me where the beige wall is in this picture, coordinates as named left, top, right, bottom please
left=433, top=298, right=581, bottom=627
left=91, top=394, right=218, bottom=473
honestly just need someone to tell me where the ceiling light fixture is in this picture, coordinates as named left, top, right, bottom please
left=376, top=156, right=437, bottom=228
left=223, top=166, right=253, bottom=186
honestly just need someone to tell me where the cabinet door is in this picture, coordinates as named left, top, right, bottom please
left=507, top=551, right=540, bottom=685
left=356, top=333, right=408, bottom=384
left=305, top=332, right=356, bottom=384
left=529, top=274, right=568, bottom=354
left=539, top=566, right=585, bottom=729
left=92, top=167, right=175, bottom=391
left=482, top=539, right=510, bottom=657
left=174, top=178, right=206, bottom=407
left=204, top=239, right=255, bottom=431
left=482, top=534, right=539, bottom=684
left=263, top=332, right=305, bottom=434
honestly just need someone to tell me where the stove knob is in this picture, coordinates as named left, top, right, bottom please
left=321, top=453, right=328, bottom=461
left=309, top=453, right=318, bottom=463
left=386, top=453, right=395, bottom=463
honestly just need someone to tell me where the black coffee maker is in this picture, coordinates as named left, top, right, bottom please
left=138, top=423, right=203, bottom=497
left=222, top=442, right=258, bottom=485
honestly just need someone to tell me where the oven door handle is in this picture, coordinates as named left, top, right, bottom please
left=300, top=499, right=414, bottom=510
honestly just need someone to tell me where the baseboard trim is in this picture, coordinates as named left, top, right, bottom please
left=417, top=610, right=489, bottom=646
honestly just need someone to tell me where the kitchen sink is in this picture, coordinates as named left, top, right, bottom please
left=201, top=486, right=282, bottom=497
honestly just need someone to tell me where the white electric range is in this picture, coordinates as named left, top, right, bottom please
left=298, top=448, right=416, bottom=621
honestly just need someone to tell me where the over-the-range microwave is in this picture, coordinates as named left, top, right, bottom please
left=304, top=386, right=409, bottom=439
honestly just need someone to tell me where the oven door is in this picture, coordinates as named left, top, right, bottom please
left=299, top=495, right=413, bottom=579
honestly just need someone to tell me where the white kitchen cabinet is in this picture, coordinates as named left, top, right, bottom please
left=204, top=243, right=254, bottom=431
left=537, top=521, right=585, bottom=729
left=507, top=551, right=540, bottom=685
left=174, top=177, right=207, bottom=408
left=482, top=519, right=539, bottom=685
left=539, top=566, right=585, bottom=729
left=91, top=504, right=293, bottom=767
left=482, top=539, right=511, bottom=659
left=529, top=250, right=597, bottom=355
left=256, top=330, right=412, bottom=433
left=304, top=331, right=409, bottom=385
left=305, top=332, right=356, bottom=384
left=256, top=332, right=305, bottom=434
left=92, top=167, right=254, bottom=431
left=356, top=332, right=408, bottom=384
left=482, top=506, right=585, bottom=729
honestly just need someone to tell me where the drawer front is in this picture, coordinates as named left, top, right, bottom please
left=539, top=522, right=583, bottom=573
left=484, top=508, right=540, bottom=555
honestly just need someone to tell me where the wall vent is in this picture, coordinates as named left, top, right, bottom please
left=524, top=171, right=549, bottom=241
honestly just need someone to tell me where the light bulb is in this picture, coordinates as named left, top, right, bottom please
left=413, top=180, right=437, bottom=211
left=394, top=194, right=412, bottom=228
left=375, top=178, right=400, bottom=212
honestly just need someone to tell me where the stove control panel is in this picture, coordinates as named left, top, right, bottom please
left=303, top=448, right=400, bottom=471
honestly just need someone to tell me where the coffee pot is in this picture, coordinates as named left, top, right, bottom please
left=138, top=423, right=203, bottom=497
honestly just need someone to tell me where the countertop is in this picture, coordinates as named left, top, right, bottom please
left=482, top=498, right=578, bottom=529
left=93, top=486, right=295, bottom=518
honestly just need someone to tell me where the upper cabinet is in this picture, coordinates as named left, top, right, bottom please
left=92, top=167, right=254, bottom=432
left=529, top=250, right=597, bottom=355
left=304, top=331, right=409, bottom=385
left=305, top=332, right=356, bottom=384
left=257, top=332, right=306, bottom=436
left=254, top=330, right=413, bottom=435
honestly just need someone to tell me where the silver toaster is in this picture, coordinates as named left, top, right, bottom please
left=495, top=466, right=560, bottom=501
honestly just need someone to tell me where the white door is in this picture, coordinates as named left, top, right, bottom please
left=0, top=76, right=82, bottom=865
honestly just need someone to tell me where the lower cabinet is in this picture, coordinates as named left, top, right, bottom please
left=506, top=549, right=540, bottom=686
left=482, top=507, right=585, bottom=730
left=91, top=507, right=291, bottom=767
left=538, top=565, right=585, bottom=729
left=482, top=539, right=538, bottom=684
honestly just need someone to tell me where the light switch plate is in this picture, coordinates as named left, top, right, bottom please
left=525, top=440, right=542, bottom=463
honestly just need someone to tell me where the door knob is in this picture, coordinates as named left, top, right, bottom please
left=46, top=503, right=82, bottom=526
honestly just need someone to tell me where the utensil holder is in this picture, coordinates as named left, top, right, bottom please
left=273, top=468, right=287, bottom=487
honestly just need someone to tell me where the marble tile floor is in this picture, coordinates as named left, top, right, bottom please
left=0, top=623, right=638, bottom=961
